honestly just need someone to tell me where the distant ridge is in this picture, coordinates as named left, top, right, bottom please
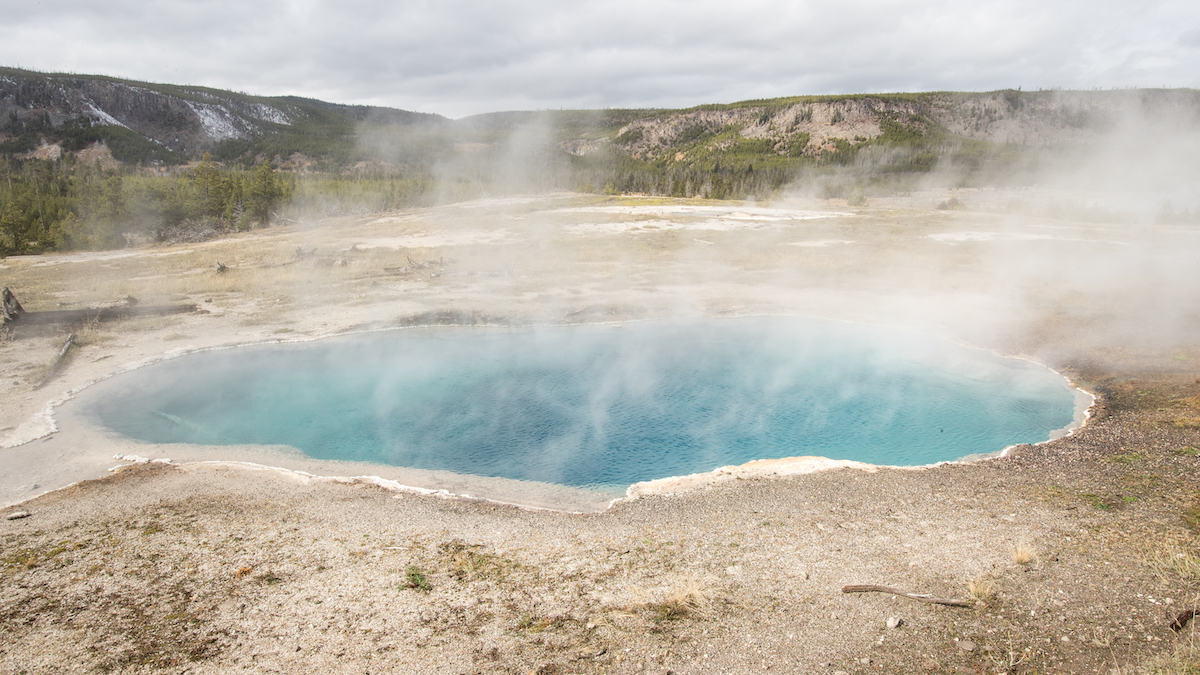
left=0, top=67, right=446, bottom=164
left=2, top=66, right=1198, bottom=175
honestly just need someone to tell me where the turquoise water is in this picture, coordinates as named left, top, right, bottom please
left=87, top=317, right=1078, bottom=491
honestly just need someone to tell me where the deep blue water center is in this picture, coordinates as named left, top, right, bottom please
left=89, top=318, right=1078, bottom=491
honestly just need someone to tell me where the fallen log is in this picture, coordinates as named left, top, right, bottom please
left=1, top=289, right=196, bottom=330
left=12, top=303, right=197, bottom=327
left=34, top=332, right=75, bottom=389
left=842, top=584, right=975, bottom=608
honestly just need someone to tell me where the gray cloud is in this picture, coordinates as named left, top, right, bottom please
left=3, top=0, right=1198, bottom=117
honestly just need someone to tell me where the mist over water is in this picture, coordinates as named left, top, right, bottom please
left=85, top=318, right=1077, bottom=491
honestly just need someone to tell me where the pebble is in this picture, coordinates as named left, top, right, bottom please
left=887, top=616, right=903, bottom=629
left=5, top=511, right=30, bottom=520
left=958, top=640, right=977, bottom=652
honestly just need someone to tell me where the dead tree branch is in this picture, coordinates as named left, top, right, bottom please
left=842, top=584, right=975, bottom=608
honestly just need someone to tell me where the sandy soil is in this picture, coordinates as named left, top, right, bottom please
left=1, top=192, right=1198, bottom=673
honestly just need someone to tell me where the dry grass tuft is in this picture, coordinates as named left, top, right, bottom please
left=437, top=539, right=512, bottom=582
left=967, top=576, right=997, bottom=605
left=1160, top=549, right=1200, bottom=582
left=1126, top=625, right=1198, bottom=674
left=641, top=576, right=714, bottom=621
left=1149, top=533, right=1200, bottom=583
left=1012, top=543, right=1037, bottom=566
left=1176, top=395, right=1200, bottom=411
left=985, top=631, right=1031, bottom=672
left=1184, top=501, right=1200, bottom=531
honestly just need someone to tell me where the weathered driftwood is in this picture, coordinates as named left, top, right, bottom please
left=842, top=584, right=975, bottom=608
left=34, top=332, right=75, bottom=390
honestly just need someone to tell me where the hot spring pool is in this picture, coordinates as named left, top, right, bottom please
left=84, top=317, right=1082, bottom=492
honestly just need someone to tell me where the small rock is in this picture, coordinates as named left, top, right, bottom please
left=5, top=511, right=30, bottom=520
left=958, top=640, right=977, bottom=652
left=887, top=616, right=903, bottom=629
left=860, top=657, right=872, bottom=664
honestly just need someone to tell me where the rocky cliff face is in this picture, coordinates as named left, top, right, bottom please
left=1, top=72, right=284, bottom=154
left=597, top=89, right=1200, bottom=164
left=0, top=68, right=442, bottom=158
left=610, top=98, right=926, bottom=162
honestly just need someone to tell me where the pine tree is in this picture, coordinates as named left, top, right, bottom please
left=248, top=161, right=281, bottom=226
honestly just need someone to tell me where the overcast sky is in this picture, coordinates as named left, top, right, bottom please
left=3, top=0, right=1198, bottom=118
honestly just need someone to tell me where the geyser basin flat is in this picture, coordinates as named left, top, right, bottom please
left=84, top=318, right=1080, bottom=492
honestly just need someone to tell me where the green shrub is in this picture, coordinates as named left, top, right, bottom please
left=404, top=566, right=431, bottom=592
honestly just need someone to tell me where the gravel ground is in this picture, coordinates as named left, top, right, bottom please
left=1, top=194, right=1198, bottom=673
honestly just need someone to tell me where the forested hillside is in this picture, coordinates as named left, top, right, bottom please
left=2, top=66, right=1198, bottom=255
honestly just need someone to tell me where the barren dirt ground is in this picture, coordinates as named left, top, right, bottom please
left=1, top=192, right=1198, bottom=674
